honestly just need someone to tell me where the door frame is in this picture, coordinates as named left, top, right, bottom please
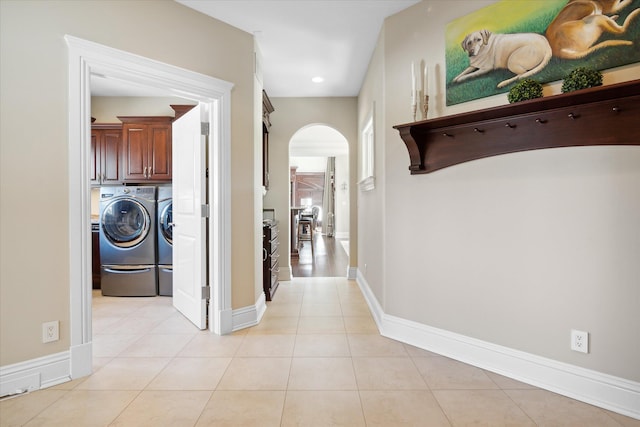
left=66, top=35, right=233, bottom=379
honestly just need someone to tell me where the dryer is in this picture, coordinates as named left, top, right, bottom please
left=157, top=185, right=173, bottom=296
left=99, top=186, right=157, bottom=296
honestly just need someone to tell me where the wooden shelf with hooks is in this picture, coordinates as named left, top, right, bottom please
left=394, top=79, right=640, bottom=174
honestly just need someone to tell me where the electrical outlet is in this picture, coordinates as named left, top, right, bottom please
left=571, top=329, right=589, bottom=354
left=42, top=321, right=59, bottom=343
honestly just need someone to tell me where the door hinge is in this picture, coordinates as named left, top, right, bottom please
left=201, top=122, right=210, bottom=136
left=201, top=204, right=210, bottom=218
left=201, top=286, right=210, bottom=300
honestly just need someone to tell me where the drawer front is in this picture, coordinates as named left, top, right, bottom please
left=264, top=239, right=280, bottom=255
left=266, top=236, right=278, bottom=255
left=264, top=224, right=278, bottom=240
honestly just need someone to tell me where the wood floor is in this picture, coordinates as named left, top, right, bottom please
left=291, top=233, right=349, bottom=277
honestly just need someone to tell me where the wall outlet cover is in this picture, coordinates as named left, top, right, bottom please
left=42, top=321, right=59, bottom=343
left=571, top=329, right=589, bottom=354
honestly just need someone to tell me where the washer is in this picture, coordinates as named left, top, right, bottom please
left=99, top=186, right=157, bottom=296
left=157, top=185, right=173, bottom=296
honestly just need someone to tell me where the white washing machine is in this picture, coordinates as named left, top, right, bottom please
left=99, top=186, right=157, bottom=296
left=157, top=185, right=173, bottom=296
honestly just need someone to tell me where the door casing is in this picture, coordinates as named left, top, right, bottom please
left=66, top=35, right=233, bottom=379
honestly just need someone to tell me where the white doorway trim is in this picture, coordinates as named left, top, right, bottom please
left=289, top=124, right=350, bottom=278
left=65, top=35, right=233, bottom=379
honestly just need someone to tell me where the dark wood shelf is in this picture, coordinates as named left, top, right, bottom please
left=394, top=79, right=640, bottom=174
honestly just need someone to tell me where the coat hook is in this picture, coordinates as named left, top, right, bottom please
left=504, top=123, right=516, bottom=129
left=443, top=133, right=453, bottom=138
left=612, top=106, right=620, bottom=113
left=568, top=113, right=579, bottom=119
left=473, top=127, right=484, bottom=133
left=536, top=118, right=547, bottom=124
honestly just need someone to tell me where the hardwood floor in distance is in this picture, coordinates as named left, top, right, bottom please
left=292, top=234, right=348, bottom=277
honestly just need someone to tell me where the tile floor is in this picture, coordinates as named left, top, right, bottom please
left=1, top=277, right=638, bottom=426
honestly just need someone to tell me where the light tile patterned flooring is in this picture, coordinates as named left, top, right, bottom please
left=2, top=277, right=638, bottom=426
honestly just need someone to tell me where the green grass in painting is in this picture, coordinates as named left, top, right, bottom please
left=445, top=0, right=640, bottom=106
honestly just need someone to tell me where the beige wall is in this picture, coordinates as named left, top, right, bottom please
left=91, top=97, right=196, bottom=123
left=263, top=97, right=358, bottom=278
left=357, top=29, right=386, bottom=299
left=358, top=0, right=640, bottom=382
left=0, top=0, right=259, bottom=366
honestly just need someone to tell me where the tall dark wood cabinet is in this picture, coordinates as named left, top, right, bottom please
left=118, top=116, right=173, bottom=182
left=91, top=124, right=122, bottom=185
left=263, top=220, right=279, bottom=301
left=262, top=90, right=275, bottom=190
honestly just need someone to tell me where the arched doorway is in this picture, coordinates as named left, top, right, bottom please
left=289, top=125, right=349, bottom=277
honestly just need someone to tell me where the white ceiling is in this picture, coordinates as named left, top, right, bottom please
left=175, top=0, right=421, bottom=97
left=90, top=1, right=420, bottom=157
left=92, top=1, right=420, bottom=97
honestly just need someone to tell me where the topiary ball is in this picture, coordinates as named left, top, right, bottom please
left=561, top=67, right=603, bottom=93
left=507, top=79, right=543, bottom=103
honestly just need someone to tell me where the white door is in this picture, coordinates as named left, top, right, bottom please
left=172, top=104, right=207, bottom=329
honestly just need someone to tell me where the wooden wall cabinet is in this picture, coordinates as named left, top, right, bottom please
left=119, top=116, right=173, bottom=183
left=91, top=124, right=122, bottom=185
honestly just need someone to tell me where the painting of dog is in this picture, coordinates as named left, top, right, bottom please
left=545, top=0, right=640, bottom=59
left=453, top=30, right=552, bottom=88
left=445, top=0, right=640, bottom=106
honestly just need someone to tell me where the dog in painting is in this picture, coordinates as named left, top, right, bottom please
left=545, top=0, right=640, bottom=59
left=452, top=29, right=552, bottom=88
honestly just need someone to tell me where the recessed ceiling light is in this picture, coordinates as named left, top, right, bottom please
left=311, top=76, right=324, bottom=83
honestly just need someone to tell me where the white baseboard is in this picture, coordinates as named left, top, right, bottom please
left=0, top=351, right=71, bottom=397
left=334, top=231, right=349, bottom=239
left=70, top=342, right=92, bottom=379
left=218, top=308, right=233, bottom=335
left=355, top=269, right=640, bottom=420
left=231, top=292, right=266, bottom=332
left=279, top=265, right=292, bottom=282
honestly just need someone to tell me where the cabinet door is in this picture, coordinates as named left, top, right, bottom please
left=119, top=117, right=173, bottom=183
left=102, top=130, right=121, bottom=184
left=122, top=124, right=148, bottom=181
left=91, top=127, right=122, bottom=185
left=148, top=124, right=172, bottom=181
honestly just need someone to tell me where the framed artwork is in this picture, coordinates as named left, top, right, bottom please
left=445, top=0, right=640, bottom=105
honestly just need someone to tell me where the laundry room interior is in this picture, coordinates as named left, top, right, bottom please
left=90, top=89, right=197, bottom=299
